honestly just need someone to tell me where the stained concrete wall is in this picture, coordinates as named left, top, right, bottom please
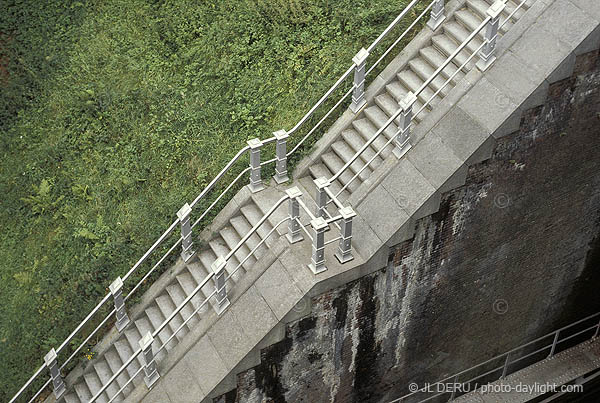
left=213, top=49, right=600, bottom=403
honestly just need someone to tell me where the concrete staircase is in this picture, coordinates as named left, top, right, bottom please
left=57, top=1, right=536, bottom=402
left=309, top=0, right=533, bottom=202
left=61, top=200, right=276, bottom=403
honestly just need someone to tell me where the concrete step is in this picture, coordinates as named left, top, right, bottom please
left=454, top=8, right=484, bottom=33
left=165, top=282, right=200, bottom=331
left=408, top=57, right=453, bottom=97
left=363, top=105, right=397, bottom=140
left=186, top=259, right=218, bottom=312
left=176, top=270, right=210, bottom=316
left=308, top=163, right=350, bottom=202
left=63, top=392, right=80, bottom=403
left=220, top=225, right=256, bottom=273
left=431, top=34, right=475, bottom=71
left=398, top=69, right=441, bottom=108
left=208, top=236, right=242, bottom=280
left=331, top=139, right=373, bottom=182
left=251, top=187, right=290, bottom=236
left=74, top=379, right=93, bottom=403
left=104, top=345, right=134, bottom=398
left=444, top=21, right=485, bottom=55
left=321, top=151, right=362, bottom=194
left=240, top=203, right=277, bottom=248
left=419, top=46, right=466, bottom=84
left=155, top=294, right=188, bottom=343
left=384, top=81, right=427, bottom=122
left=145, top=303, right=177, bottom=351
left=342, top=129, right=384, bottom=170
left=122, top=328, right=146, bottom=379
left=466, top=0, right=512, bottom=34
left=132, top=316, right=167, bottom=362
left=352, top=118, right=394, bottom=160
left=93, top=359, right=122, bottom=402
left=230, top=215, right=269, bottom=259
left=113, top=338, right=142, bottom=383
left=83, top=370, right=108, bottom=403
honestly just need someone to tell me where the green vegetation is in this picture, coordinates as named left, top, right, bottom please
left=0, top=0, right=424, bottom=399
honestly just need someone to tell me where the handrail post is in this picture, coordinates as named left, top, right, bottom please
left=549, top=330, right=560, bottom=358
left=247, top=138, right=265, bottom=193
left=44, top=348, right=66, bottom=400
left=177, top=203, right=195, bottom=263
left=427, top=0, right=446, bottom=31
left=308, top=217, right=328, bottom=274
left=286, top=187, right=304, bottom=244
left=211, top=256, right=230, bottom=314
left=350, top=48, right=369, bottom=113
left=109, top=276, right=130, bottom=333
left=476, top=1, right=505, bottom=71
left=273, top=130, right=290, bottom=184
left=392, top=92, right=416, bottom=158
left=314, top=177, right=330, bottom=218
left=335, top=206, right=356, bottom=263
left=500, top=351, right=510, bottom=379
left=594, top=317, right=600, bottom=338
left=139, top=332, right=160, bottom=389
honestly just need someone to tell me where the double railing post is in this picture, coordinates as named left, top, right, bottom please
left=500, top=351, right=511, bottom=379
left=314, top=177, right=330, bottom=218
left=177, top=202, right=195, bottom=263
left=273, top=130, right=290, bottom=184
left=350, top=48, right=369, bottom=113
left=477, top=1, right=505, bottom=71
left=248, top=138, right=265, bottom=193
left=211, top=256, right=230, bottom=314
left=335, top=206, right=356, bottom=263
left=286, top=187, right=304, bottom=244
left=110, top=276, right=130, bottom=333
left=393, top=92, right=416, bottom=158
left=308, top=216, right=329, bottom=274
left=139, top=332, right=160, bottom=389
left=427, top=0, right=446, bottom=31
left=44, top=348, right=66, bottom=400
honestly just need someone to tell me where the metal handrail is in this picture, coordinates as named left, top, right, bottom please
left=330, top=14, right=490, bottom=190
left=286, top=0, right=430, bottom=156
left=391, top=311, right=600, bottom=403
left=90, top=271, right=216, bottom=403
left=11, top=2, right=435, bottom=401
left=225, top=195, right=290, bottom=262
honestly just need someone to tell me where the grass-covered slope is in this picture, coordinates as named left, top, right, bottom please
left=0, top=0, right=422, bottom=399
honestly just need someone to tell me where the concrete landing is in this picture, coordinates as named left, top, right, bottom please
left=454, top=338, right=600, bottom=402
